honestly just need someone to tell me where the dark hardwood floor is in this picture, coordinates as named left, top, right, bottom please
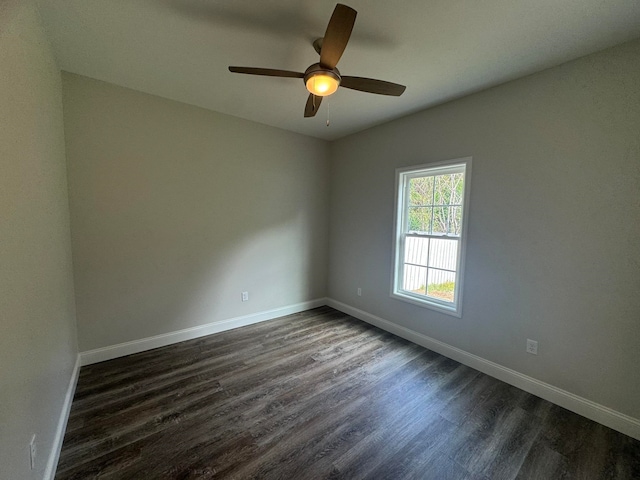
left=56, top=307, right=640, bottom=479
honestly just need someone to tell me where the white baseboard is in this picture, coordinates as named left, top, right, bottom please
left=76, top=296, right=640, bottom=441
left=44, top=353, right=80, bottom=480
left=80, top=298, right=327, bottom=366
left=326, top=298, right=640, bottom=441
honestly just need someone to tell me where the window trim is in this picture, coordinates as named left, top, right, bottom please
left=391, top=157, right=472, bottom=317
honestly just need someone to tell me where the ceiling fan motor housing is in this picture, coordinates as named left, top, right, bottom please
left=304, top=63, right=341, bottom=96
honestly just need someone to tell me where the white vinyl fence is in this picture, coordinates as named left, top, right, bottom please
left=403, top=236, right=458, bottom=292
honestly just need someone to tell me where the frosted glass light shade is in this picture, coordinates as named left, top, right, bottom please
left=306, top=73, right=339, bottom=96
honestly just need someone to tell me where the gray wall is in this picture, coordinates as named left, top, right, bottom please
left=0, top=1, right=78, bottom=478
left=328, top=39, right=640, bottom=419
left=2, top=6, right=637, bottom=476
left=62, top=74, right=330, bottom=352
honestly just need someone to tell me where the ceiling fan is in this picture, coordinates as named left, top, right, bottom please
left=228, top=3, right=406, bottom=118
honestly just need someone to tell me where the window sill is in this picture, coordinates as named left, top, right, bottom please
left=390, top=290, right=462, bottom=318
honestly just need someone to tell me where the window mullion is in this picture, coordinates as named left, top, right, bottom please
left=405, top=233, right=460, bottom=240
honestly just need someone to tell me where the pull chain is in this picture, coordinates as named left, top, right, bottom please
left=326, top=98, right=330, bottom=127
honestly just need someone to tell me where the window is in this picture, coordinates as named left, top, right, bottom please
left=392, top=158, right=471, bottom=317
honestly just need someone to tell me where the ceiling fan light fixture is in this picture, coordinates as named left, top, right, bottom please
left=305, top=71, right=340, bottom=97
left=228, top=4, right=405, bottom=118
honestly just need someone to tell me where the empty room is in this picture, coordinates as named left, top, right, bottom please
left=2, top=0, right=640, bottom=478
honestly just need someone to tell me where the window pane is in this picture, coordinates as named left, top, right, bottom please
left=403, top=265, right=427, bottom=294
left=404, top=236, right=429, bottom=266
left=426, top=269, right=456, bottom=303
left=407, top=206, right=431, bottom=233
left=434, top=174, right=454, bottom=205
left=432, top=206, right=449, bottom=235
left=409, top=176, right=434, bottom=206
left=450, top=206, right=462, bottom=235
left=428, top=238, right=458, bottom=270
left=451, top=173, right=464, bottom=205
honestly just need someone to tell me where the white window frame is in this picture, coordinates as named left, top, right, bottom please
left=391, top=157, right=472, bottom=317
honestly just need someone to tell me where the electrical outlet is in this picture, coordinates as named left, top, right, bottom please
left=29, top=435, right=36, bottom=470
left=241, top=291, right=249, bottom=302
left=526, top=339, right=538, bottom=355
left=357, top=288, right=362, bottom=296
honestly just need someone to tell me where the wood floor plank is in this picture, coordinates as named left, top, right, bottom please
left=362, top=414, right=459, bottom=480
left=55, top=306, right=640, bottom=479
left=224, top=349, right=438, bottom=478
left=515, top=439, right=570, bottom=479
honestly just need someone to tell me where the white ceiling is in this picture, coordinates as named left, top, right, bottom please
left=36, top=0, right=640, bottom=140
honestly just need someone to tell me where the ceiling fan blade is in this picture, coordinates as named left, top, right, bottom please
left=340, top=76, right=406, bottom=96
left=304, top=94, right=323, bottom=117
left=319, top=4, right=357, bottom=69
left=228, top=66, right=304, bottom=78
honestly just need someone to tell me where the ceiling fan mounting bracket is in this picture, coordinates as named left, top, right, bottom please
left=312, top=38, right=323, bottom=55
